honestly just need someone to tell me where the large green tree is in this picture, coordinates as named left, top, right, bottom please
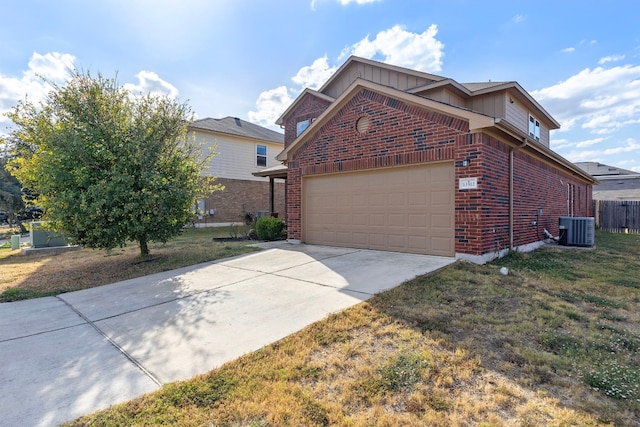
left=6, top=71, right=214, bottom=256
left=0, top=139, right=25, bottom=225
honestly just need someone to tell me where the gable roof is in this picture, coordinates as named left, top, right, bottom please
left=276, top=78, right=495, bottom=162
left=275, top=89, right=335, bottom=126
left=190, top=117, right=284, bottom=144
left=277, top=56, right=559, bottom=130
left=276, top=77, right=595, bottom=184
left=575, top=161, right=639, bottom=177
left=410, top=80, right=560, bottom=129
left=317, top=55, right=447, bottom=94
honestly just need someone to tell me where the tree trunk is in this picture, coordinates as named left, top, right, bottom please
left=138, top=236, right=149, bottom=257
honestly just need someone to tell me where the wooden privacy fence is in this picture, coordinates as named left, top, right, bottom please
left=594, top=200, right=640, bottom=234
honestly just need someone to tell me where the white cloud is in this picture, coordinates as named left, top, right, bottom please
left=338, top=0, right=381, bottom=4
left=123, top=71, right=178, bottom=98
left=550, top=138, right=572, bottom=149
left=291, top=56, right=337, bottom=90
left=599, top=54, right=625, bottom=65
left=575, top=137, right=604, bottom=148
left=250, top=24, right=444, bottom=127
left=1, top=53, right=183, bottom=136
left=247, top=86, right=293, bottom=128
left=561, top=149, right=602, bottom=163
left=531, top=65, right=640, bottom=136
left=340, top=24, right=444, bottom=72
left=1, top=52, right=76, bottom=133
left=311, top=0, right=380, bottom=9
left=562, top=47, right=576, bottom=53
left=603, top=138, right=640, bottom=155
left=512, top=14, right=525, bottom=23
left=631, top=166, right=640, bottom=172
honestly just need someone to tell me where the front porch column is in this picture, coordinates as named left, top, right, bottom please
left=269, top=177, right=275, bottom=214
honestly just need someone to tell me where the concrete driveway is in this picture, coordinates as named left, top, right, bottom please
left=0, top=242, right=455, bottom=427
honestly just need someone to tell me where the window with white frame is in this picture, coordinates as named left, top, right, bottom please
left=296, top=119, right=310, bottom=136
left=529, top=115, right=540, bottom=141
left=256, top=144, right=267, bottom=167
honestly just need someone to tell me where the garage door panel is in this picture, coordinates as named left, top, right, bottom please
left=408, top=236, right=428, bottom=251
left=408, top=191, right=428, bottom=205
left=302, top=163, right=454, bottom=256
left=431, top=213, right=453, bottom=229
left=352, top=232, right=369, bottom=245
left=352, top=214, right=367, bottom=226
left=432, top=191, right=453, bottom=205
left=368, top=193, right=386, bottom=206
left=388, top=214, right=406, bottom=226
left=388, top=234, right=407, bottom=248
left=388, top=193, right=406, bottom=206
left=408, top=214, right=427, bottom=227
left=335, top=213, right=351, bottom=225
left=370, top=214, right=385, bottom=226
left=431, top=237, right=453, bottom=256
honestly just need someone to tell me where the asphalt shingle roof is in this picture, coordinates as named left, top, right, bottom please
left=190, top=117, right=284, bottom=144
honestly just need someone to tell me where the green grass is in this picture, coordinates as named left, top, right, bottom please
left=64, top=230, right=640, bottom=426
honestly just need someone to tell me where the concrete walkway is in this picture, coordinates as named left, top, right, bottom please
left=0, top=242, right=455, bottom=427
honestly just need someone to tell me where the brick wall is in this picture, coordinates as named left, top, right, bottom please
left=456, top=133, right=593, bottom=255
left=287, top=88, right=467, bottom=240
left=196, top=177, right=285, bottom=223
left=285, top=87, right=593, bottom=256
left=283, top=94, right=332, bottom=148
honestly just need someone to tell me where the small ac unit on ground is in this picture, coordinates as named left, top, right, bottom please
left=558, top=217, right=595, bottom=247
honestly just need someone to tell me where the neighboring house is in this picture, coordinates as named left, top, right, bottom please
left=273, top=56, right=596, bottom=263
left=190, top=117, right=285, bottom=223
left=575, top=162, right=640, bottom=201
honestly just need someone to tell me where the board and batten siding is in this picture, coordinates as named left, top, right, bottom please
left=417, top=87, right=467, bottom=109
left=323, top=62, right=438, bottom=99
left=197, top=132, right=284, bottom=182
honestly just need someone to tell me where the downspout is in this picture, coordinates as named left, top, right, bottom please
left=509, top=137, right=528, bottom=251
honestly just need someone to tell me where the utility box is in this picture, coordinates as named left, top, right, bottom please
left=558, top=217, right=595, bottom=247
left=29, top=222, right=67, bottom=248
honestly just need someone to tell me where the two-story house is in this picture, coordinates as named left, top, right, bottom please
left=190, top=117, right=285, bottom=223
left=273, top=56, right=596, bottom=263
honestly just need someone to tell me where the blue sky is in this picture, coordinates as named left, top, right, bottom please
left=1, top=0, right=639, bottom=171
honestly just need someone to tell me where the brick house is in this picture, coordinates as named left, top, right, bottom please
left=274, top=56, right=596, bottom=263
left=190, top=117, right=285, bottom=223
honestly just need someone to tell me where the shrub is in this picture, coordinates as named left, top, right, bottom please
left=255, top=216, right=285, bottom=241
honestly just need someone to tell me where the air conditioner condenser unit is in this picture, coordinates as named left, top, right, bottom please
left=558, top=217, right=595, bottom=247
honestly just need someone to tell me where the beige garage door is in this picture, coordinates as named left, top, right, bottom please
left=302, top=162, right=454, bottom=256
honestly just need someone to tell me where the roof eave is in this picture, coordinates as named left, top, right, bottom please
left=277, top=79, right=495, bottom=162
left=275, top=89, right=335, bottom=126
left=493, top=119, right=597, bottom=184
left=317, top=55, right=447, bottom=94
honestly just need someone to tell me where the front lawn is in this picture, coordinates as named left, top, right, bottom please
left=0, top=226, right=259, bottom=302
left=66, top=230, right=640, bottom=426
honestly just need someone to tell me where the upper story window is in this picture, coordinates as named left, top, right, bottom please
left=296, top=119, right=310, bottom=136
left=256, top=144, right=267, bottom=167
left=529, top=115, right=540, bottom=141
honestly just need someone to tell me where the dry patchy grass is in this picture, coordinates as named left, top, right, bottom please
left=0, top=226, right=259, bottom=302
left=66, top=231, right=640, bottom=426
